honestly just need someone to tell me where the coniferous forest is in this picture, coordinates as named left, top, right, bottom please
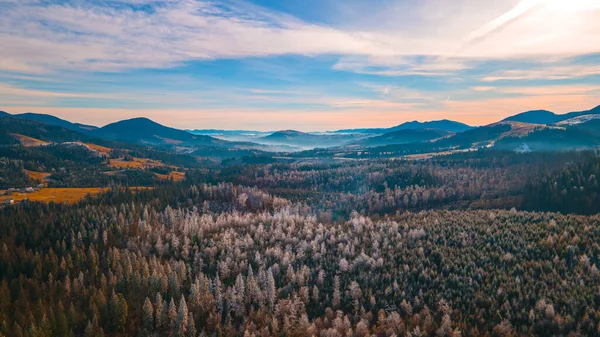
left=3, top=148, right=600, bottom=336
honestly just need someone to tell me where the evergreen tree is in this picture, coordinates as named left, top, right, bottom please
left=142, top=297, right=154, bottom=336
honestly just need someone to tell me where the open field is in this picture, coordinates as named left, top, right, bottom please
left=109, top=157, right=165, bottom=169
left=0, top=187, right=153, bottom=204
left=85, top=143, right=112, bottom=154
left=0, top=188, right=104, bottom=204
left=24, top=170, right=51, bottom=183
left=11, top=134, right=50, bottom=147
left=154, top=171, right=186, bottom=182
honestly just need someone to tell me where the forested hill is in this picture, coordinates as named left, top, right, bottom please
left=2, top=181, right=600, bottom=336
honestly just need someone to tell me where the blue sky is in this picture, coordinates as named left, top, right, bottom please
left=1, top=0, right=600, bottom=131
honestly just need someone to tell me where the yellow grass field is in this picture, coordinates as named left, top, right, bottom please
left=11, top=134, right=50, bottom=147
left=85, top=143, right=112, bottom=154
left=109, top=157, right=165, bottom=169
left=0, top=188, right=104, bottom=204
left=0, top=187, right=153, bottom=204
left=24, top=170, right=51, bottom=183
left=154, top=171, right=186, bottom=182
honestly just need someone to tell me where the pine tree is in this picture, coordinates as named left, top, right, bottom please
left=214, top=275, right=223, bottom=314
left=168, top=298, right=177, bottom=331
left=189, top=279, right=201, bottom=310
left=267, top=268, right=277, bottom=311
left=333, top=275, right=341, bottom=309
left=187, top=312, right=197, bottom=337
left=142, top=297, right=154, bottom=336
left=235, top=274, right=245, bottom=307
left=108, top=291, right=128, bottom=333
left=174, top=297, right=189, bottom=337
left=154, top=293, right=164, bottom=331
left=161, top=299, right=169, bottom=331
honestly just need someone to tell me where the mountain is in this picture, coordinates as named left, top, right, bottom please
left=494, top=124, right=600, bottom=152
left=388, top=120, right=473, bottom=133
left=504, top=105, right=600, bottom=125
left=556, top=114, right=600, bottom=126
left=262, top=130, right=306, bottom=140
left=0, top=116, right=94, bottom=145
left=352, top=129, right=452, bottom=147
left=338, top=121, right=551, bottom=158
left=562, top=105, right=600, bottom=121
left=258, top=130, right=363, bottom=149
left=335, top=127, right=387, bottom=134
left=93, top=117, right=225, bottom=146
left=15, top=112, right=98, bottom=134
left=336, top=119, right=473, bottom=134
left=503, top=110, right=559, bottom=125
left=187, top=129, right=269, bottom=136
left=431, top=122, right=520, bottom=149
left=0, top=111, right=9, bottom=117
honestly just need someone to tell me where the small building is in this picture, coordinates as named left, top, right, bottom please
left=3, top=199, right=14, bottom=205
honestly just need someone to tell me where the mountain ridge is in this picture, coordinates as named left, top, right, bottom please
left=93, top=117, right=223, bottom=146
left=352, top=128, right=452, bottom=147
left=335, top=119, right=473, bottom=134
left=15, top=112, right=99, bottom=134
left=504, top=105, right=600, bottom=125
left=2, top=104, right=600, bottom=155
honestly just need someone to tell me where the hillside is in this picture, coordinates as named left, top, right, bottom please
left=503, top=110, right=559, bottom=124
left=93, top=117, right=225, bottom=146
left=494, top=125, right=600, bottom=152
left=353, top=128, right=452, bottom=147
left=336, top=119, right=473, bottom=134
left=15, top=112, right=98, bottom=134
left=388, top=119, right=473, bottom=133
left=333, top=122, right=555, bottom=158
left=258, top=130, right=363, bottom=148
left=0, top=116, right=95, bottom=144
left=563, top=105, right=600, bottom=120
left=188, top=129, right=268, bottom=136
left=262, top=130, right=306, bottom=140
left=504, top=105, right=600, bottom=125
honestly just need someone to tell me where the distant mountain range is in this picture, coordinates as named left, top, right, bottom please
left=257, top=130, right=366, bottom=148
left=503, top=106, right=600, bottom=125
left=3, top=104, right=600, bottom=156
left=335, top=119, right=474, bottom=134
left=0, top=114, right=267, bottom=158
left=187, top=129, right=269, bottom=136
left=351, top=129, right=452, bottom=148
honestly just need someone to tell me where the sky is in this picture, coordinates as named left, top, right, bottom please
left=1, top=0, right=600, bottom=131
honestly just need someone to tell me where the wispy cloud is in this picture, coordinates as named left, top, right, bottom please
left=1, top=0, right=599, bottom=75
left=474, top=84, right=600, bottom=96
left=483, top=64, right=600, bottom=82
left=0, top=83, right=109, bottom=98
left=2, top=0, right=600, bottom=130
left=0, top=0, right=386, bottom=73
